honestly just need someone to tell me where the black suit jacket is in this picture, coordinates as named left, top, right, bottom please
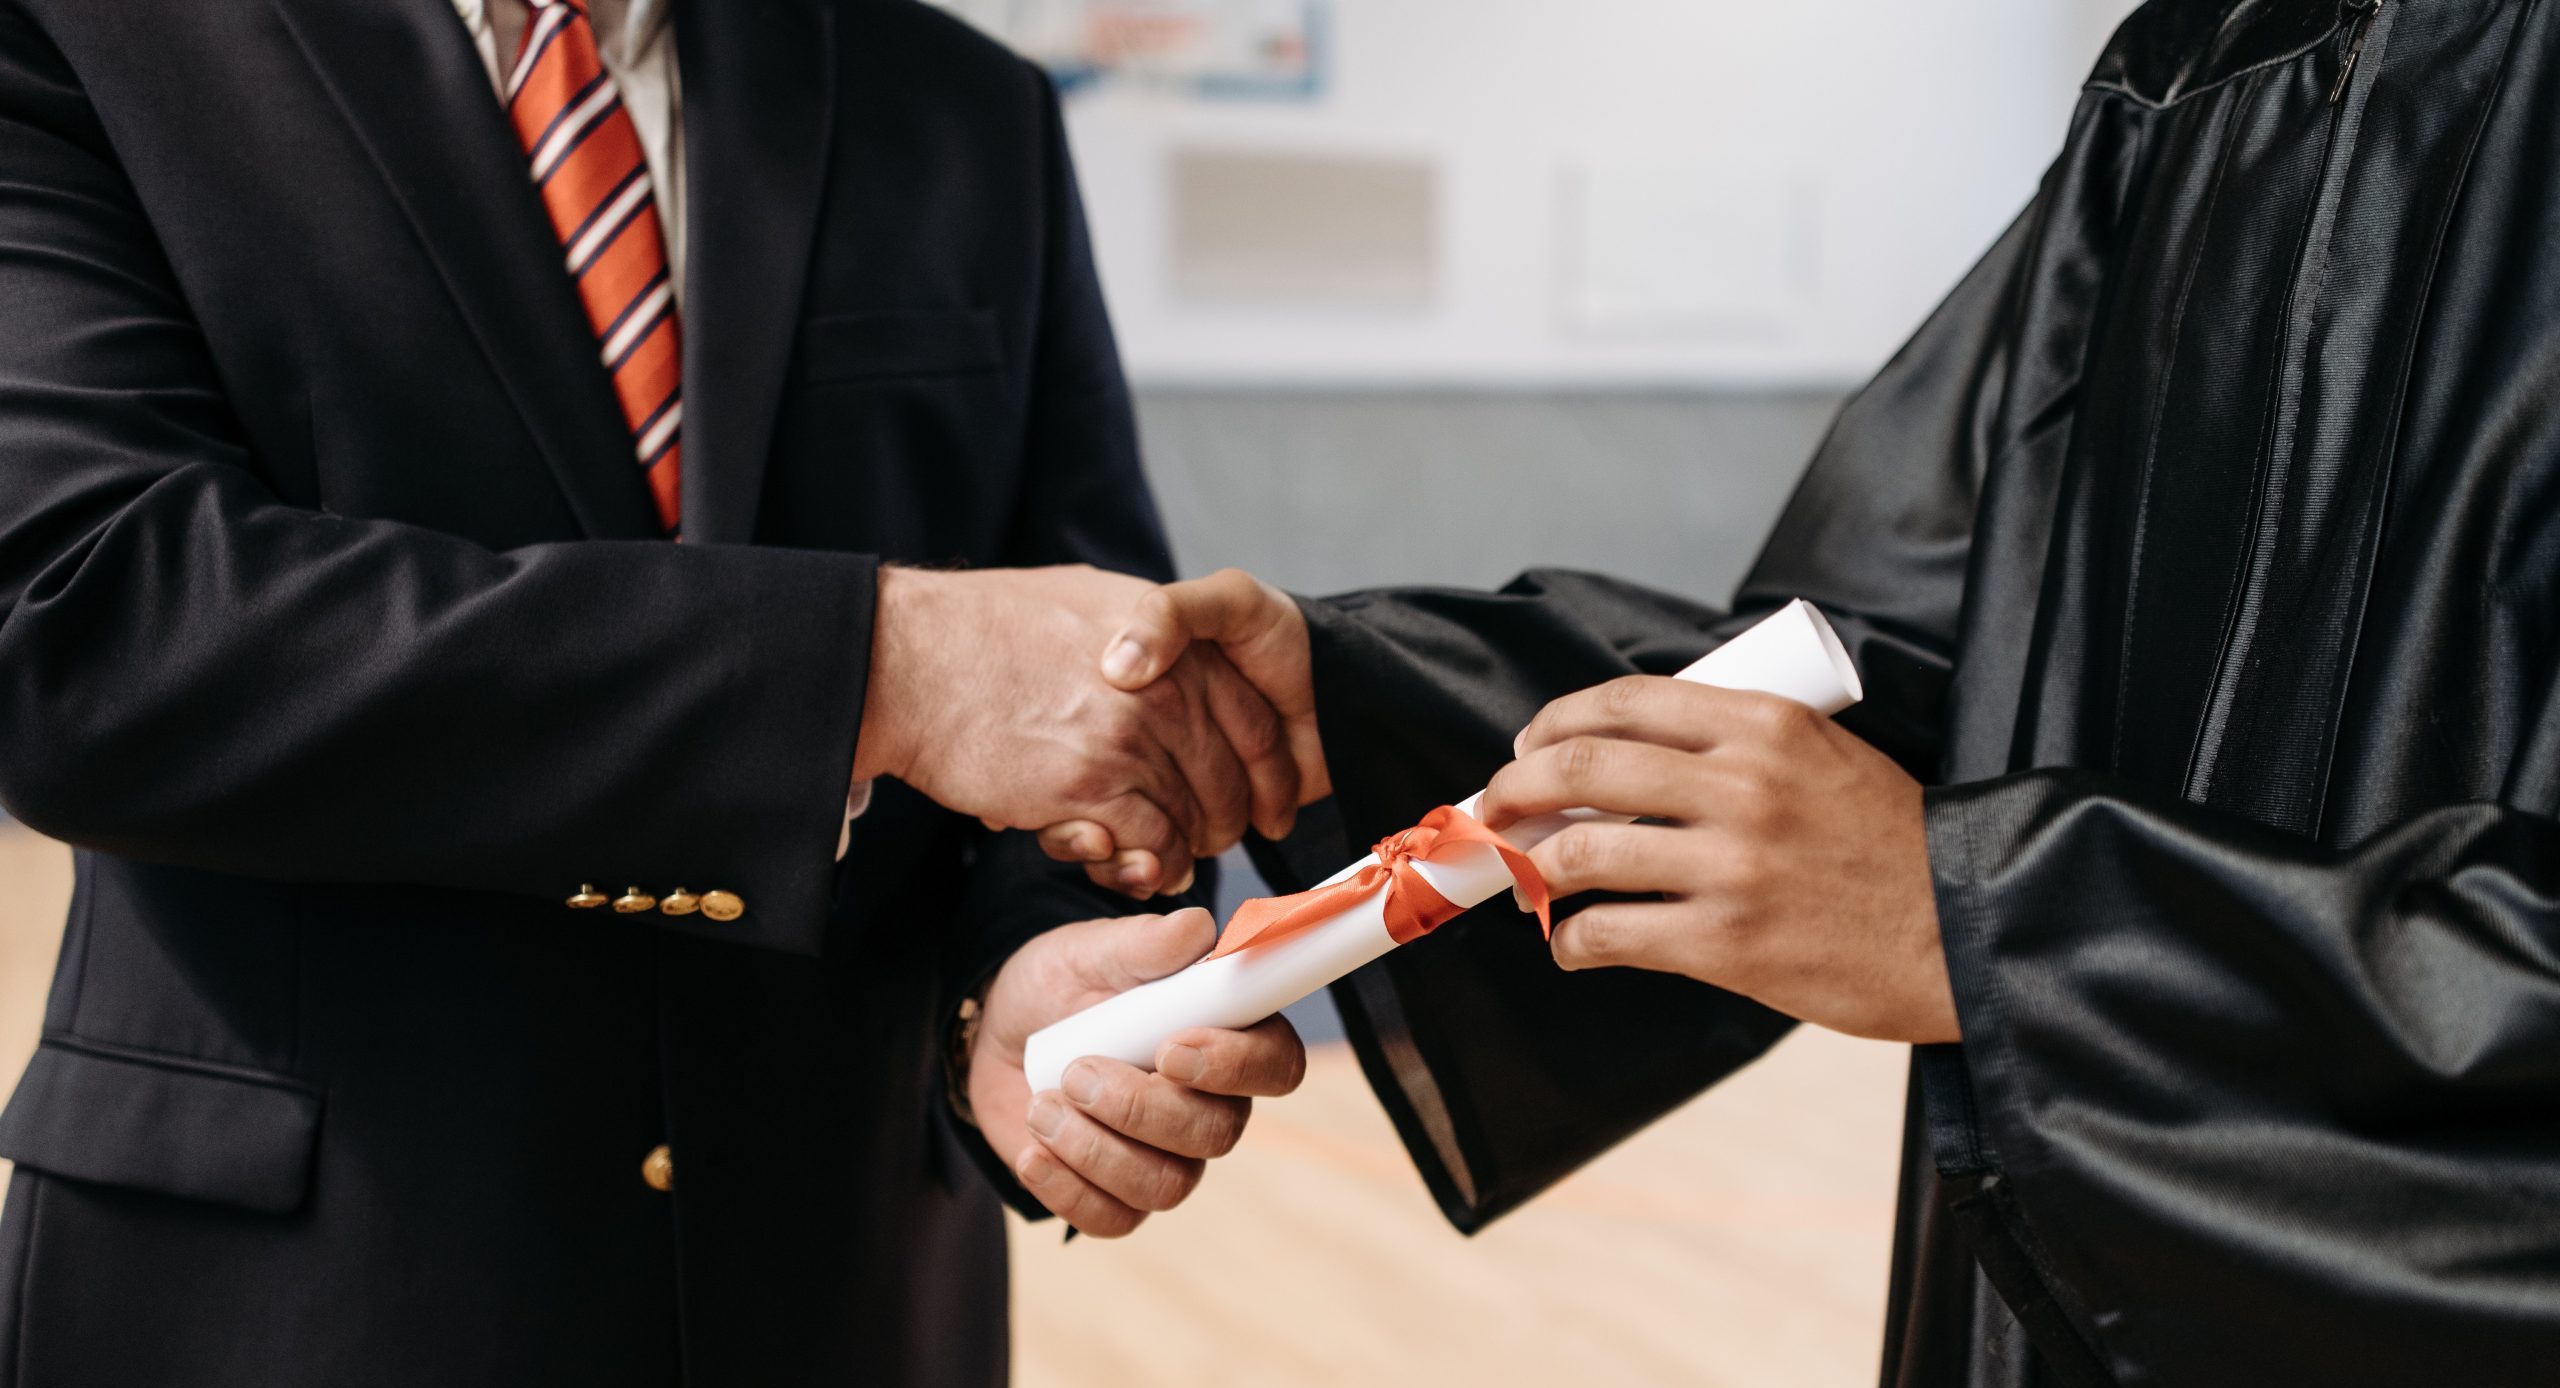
left=0, top=1, right=1170, bottom=1383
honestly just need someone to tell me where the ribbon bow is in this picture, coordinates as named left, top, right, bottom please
left=1207, top=804, right=1553, bottom=961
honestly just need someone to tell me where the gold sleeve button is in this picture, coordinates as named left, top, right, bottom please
left=698, top=890, right=744, bottom=922
left=567, top=884, right=610, bottom=910
left=659, top=887, right=700, bottom=917
left=612, top=887, right=657, bottom=914
left=640, top=1143, right=674, bottom=1192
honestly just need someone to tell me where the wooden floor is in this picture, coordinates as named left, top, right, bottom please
left=0, top=830, right=63, bottom=1144
left=0, top=827, right=1904, bottom=1386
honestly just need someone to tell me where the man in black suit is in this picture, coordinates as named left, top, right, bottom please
left=0, top=0, right=1303, bottom=1384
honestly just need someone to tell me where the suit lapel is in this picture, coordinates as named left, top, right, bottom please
left=270, top=0, right=664, bottom=540
left=672, top=0, right=837, bottom=545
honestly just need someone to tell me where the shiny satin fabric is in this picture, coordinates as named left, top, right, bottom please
left=1271, top=1, right=2560, bottom=1383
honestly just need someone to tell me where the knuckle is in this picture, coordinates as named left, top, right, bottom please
left=1136, top=679, right=1186, bottom=717
left=1046, top=1123, right=1099, bottom=1177
left=1517, top=706, right=1556, bottom=748
left=1034, top=1184, right=1078, bottom=1222
left=1102, top=794, right=1165, bottom=839
left=1138, top=1158, right=1203, bottom=1212
left=1080, top=1200, right=1142, bottom=1239
left=1131, top=823, right=1182, bottom=861
left=1196, top=1101, right=1248, bottom=1158
left=1229, top=706, right=1285, bottom=761
left=1551, top=825, right=1611, bottom=879
left=1085, top=1075, right=1142, bottom=1133
left=1598, top=676, right=1648, bottom=720
left=1559, top=736, right=1611, bottom=792
left=1108, top=714, right=1155, bottom=759
left=1274, top=1042, right=1307, bottom=1094
left=1732, top=778, right=1782, bottom=832
left=1722, top=843, right=1775, bottom=897
left=1086, top=802, right=1143, bottom=848
left=1067, top=762, right=1121, bottom=805
left=1755, top=696, right=1816, bottom=739
left=1575, top=910, right=1621, bottom=961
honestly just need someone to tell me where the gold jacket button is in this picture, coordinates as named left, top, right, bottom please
left=612, top=887, right=657, bottom=914
left=567, top=884, right=609, bottom=910
left=640, top=1144, right=674, bottom=1193
left=659, top=887, right=700, bottom=917
left=698, top=890, right=744, bottom=922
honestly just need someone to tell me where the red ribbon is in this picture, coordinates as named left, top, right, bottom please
left=1207, top=804, right=1553, bottom=961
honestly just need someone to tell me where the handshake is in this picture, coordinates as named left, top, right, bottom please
left=857, top=564, right=1322, bottom=1238
left=855, top=564, right=1324, bottom=898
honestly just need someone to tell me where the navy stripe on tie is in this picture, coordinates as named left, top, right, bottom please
left=555, top=163, right=646, bottom=256
left=504, top=7, right=576, bottom=106
left=601, top=289, right=674, bottom=370
left=595, top=267, right=672, bottom=346
left=631, top=388, right=682, bottom=443
left=523, top=71, right=611, bottom=166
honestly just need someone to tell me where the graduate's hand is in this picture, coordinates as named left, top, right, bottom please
left=971, top=909, right=1307, bottom=1237
left=1479, top=676, right=1959, bottom=1045
left=1037, top=569, right=1330, bottom=889
left=856, top=565, right=1295, bottom=896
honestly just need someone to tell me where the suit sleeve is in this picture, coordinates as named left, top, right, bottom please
left=0, top=5, right=868, bottom=955
left=1278, top=195, right=2048, bottom=1231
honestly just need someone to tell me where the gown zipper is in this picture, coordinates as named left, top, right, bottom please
left=2186, top=0, right=2392, bottom=811
left=2331, top=0, right=2382, bottom=104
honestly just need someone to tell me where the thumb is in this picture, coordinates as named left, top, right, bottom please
left=1072, top=907, right=1218, bottom=995
left=1100, top=569, right=1273, bottom=690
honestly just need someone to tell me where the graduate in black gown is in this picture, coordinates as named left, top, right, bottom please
left=1063, top=1, right=2560, bottom=1382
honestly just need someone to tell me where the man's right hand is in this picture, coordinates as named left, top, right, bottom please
left=1034, top=568, right=1330, bottom=885
left=853, top=565, right=1302, bottom=896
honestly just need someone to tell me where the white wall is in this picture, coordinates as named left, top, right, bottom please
left=1043, top=0, right=2143, bottom=389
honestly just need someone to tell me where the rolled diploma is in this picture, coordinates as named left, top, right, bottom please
left=1022, top=598, right=1863, bottom=1094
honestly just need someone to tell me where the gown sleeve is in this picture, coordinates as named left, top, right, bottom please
left=1263, top=192, right=2053, bottom=1231
left=1923, top=768, right=2560, bottom=1384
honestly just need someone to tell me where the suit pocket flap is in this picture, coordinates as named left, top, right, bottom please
left=797, top=308, right=1004, bottom=382
left=0, top=1037, right=322, bottom=1214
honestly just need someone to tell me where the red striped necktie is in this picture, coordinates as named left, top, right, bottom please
left=506, top=0, right=683, bottom=535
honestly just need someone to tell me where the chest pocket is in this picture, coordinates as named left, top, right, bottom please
left=796, top=308, right=1003, bottom=383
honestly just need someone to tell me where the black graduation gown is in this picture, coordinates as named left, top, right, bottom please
left=1258, top=2, right=2560, bottom=1382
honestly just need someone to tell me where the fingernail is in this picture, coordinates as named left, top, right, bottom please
left=1028, top=1093, right=1066, bottom=1139
left=1159, top=1044, right=1204, bottom=1083
left=1170, top=867, right=1197, bottom=896
left=1016, top=1147, right=1057, bottom=1188
left=1061, top=1061, right=1101, bottom=1107
left=1101, top=637, right=1147, bottom=684
left=1512, top=885, right=1532, bottom=914
left=1116, top=863, right=1154, bottom=894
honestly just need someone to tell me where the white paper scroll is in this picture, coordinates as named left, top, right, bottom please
left=1022, top=598, right=1864, bottom=1094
